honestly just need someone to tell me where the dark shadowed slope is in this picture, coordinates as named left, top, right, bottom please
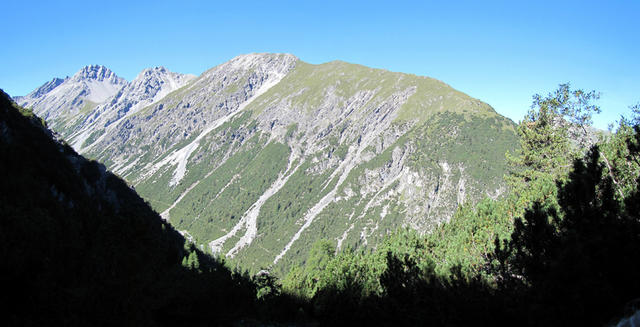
left=0, top=90, right=261, bottom=326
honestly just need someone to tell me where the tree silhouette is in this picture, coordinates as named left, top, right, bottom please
left=491, top=144, right=640, bottom=325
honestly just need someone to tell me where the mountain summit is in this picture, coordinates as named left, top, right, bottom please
left=15, top=53, right=519, bottom=272
left=14, top=65, right=127, bottom=131
left=71, top=64, right=122, bottom=83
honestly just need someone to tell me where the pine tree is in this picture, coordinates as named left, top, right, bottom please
left=599, top=104, right=640, bottom=200
left=506, top=83, right=600, bottom=201
left=187, top=251, right=200, bottom=270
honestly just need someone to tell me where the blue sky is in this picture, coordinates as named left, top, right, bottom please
left=1, top=0, right=638, bottom=129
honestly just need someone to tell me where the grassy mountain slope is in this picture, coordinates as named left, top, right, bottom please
left=157, top=58, right=518, bottom=272
left=16, top=54, right=519, bottom=273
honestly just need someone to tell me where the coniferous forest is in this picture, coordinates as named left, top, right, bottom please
left=2, top=82, right=640, bottom=326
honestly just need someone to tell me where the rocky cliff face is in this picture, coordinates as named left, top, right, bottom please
left=15, top=65, right=127, bottom=132
left=69, top=66, right=196, bottom=151
left=16, top=53, right=519, bottom=272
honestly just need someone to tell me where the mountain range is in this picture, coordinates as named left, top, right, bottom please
left=14, top=53, right=519, bottom=273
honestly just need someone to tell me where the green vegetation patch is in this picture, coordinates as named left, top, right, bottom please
left=171, top=141, right=291, bottom=246
left=407, top=111, right=519, bottom=191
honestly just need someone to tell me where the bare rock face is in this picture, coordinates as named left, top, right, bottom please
left=18, top=53, right=519, bottom=272
left=16, top=65, right=127, bottom=127
left=95, top=67, right=196, bottom=128
left=68, top=66, right=196, bottom=152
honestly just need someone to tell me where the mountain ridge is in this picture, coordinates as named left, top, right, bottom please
left=13, top=53, right=519, bottom=273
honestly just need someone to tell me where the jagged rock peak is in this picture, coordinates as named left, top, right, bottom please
left=72, top=65, right=125, bottom=84
left=127, top=66, right=195, bottom=94
left=30, top=77, right=67, bottom=98
left=134, top=66, right=186, bottom=81
left=139, top=66, right=167, bottom=76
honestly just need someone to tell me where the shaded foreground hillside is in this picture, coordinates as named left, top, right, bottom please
left=0, top=90, right=265, bottom=325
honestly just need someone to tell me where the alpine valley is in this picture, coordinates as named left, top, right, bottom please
left=15, top=53, right=518, bottom=273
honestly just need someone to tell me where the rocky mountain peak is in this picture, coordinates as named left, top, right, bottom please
left=66, top=66, right=196, bottom=138
left=14, top=65, right=127, bottom=127
left=72, top=65, right=123, bottom=84
left=154, top=66, right=168, bottom=73
left=29, top=77, right=67, bottom=98
left=134, top=66, right=179, bottom=83
left=128, top=66, right=194, bottom=92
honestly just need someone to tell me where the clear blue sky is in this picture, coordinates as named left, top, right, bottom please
left=1, top=0, right=638, bottom=129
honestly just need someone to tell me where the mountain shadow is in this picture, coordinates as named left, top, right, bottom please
left=0, top=89, right=262, bottom=326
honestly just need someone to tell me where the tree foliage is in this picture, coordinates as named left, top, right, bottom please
left=506, top=83, right=601, bottom=194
